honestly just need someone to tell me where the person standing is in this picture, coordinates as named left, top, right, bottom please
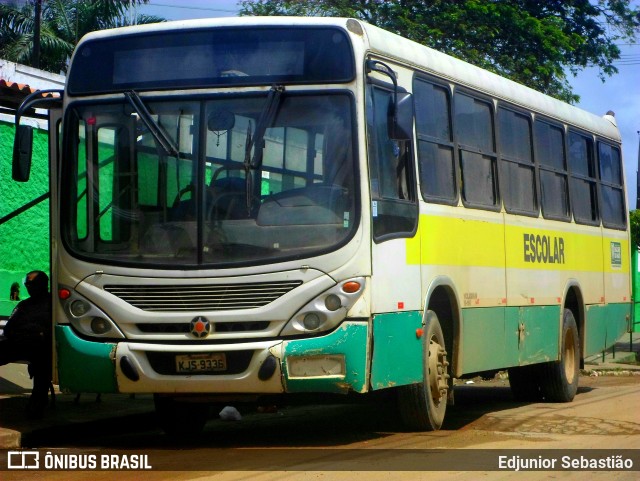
left=0, top=271, right=52, bottom=418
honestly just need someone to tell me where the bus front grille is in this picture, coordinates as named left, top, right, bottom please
left=104, top=281, right=302, bottom=311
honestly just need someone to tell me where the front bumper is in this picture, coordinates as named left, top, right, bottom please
left=55, top=321, right=369, bottom=395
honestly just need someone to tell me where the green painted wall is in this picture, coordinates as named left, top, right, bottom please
left=0, top=120, right=50, bottom=316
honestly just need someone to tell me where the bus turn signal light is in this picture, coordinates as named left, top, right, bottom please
left=59, top=288, right=71, bottom=300
left=342, top=281, right=361, bottom=294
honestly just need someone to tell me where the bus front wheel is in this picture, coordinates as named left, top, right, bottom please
left=539, top=308, right=580, bottom=402
left=398, top=310, right=449, bottom=431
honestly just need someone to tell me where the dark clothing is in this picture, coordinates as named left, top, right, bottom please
left=0, top=293, right=52, bottom=405
left=3, top=294, right=52, bottom=340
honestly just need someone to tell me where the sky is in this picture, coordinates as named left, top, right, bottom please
left=137, top=0, right=640, bottom=208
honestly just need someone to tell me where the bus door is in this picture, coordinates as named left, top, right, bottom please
left=366, top=79, right=422, bottom=389
left=48, top=105, right=62, bottom=383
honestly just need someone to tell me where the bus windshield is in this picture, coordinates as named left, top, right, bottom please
left=62, top=92, right=357, bottom=268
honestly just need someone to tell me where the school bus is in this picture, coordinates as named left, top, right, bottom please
left=10, top=16, right=630, bottom=435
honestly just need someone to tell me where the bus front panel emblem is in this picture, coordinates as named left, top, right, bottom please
left=190, top=316, right=211, bottom=338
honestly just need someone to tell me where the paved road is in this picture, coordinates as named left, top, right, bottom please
left=4, top=373, right=639, bottom=480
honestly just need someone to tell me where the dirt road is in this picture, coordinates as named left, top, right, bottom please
left=5, top=374, right=639, bottom=481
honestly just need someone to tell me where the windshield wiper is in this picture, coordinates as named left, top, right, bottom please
left=243, top=85, right=284, bottom=212
left=245, top=85, right=284, bottom=169
left=124, top=90, right=179, bottom=157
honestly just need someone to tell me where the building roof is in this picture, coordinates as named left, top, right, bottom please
left=0, top=78, right=39, bottom=109
left=0, top=78, right=59, bottom=111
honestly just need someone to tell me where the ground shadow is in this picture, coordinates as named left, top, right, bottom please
left=22, top=380, right=558, bottom=449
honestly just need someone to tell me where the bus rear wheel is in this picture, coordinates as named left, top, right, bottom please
left=539, top=308, right=580, bottom=402
left=398, top=310, right=449, bottom=431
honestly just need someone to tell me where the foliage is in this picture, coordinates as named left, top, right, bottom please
left=0, top=0, right=164, bottom=74
left=630, top=210, right=640, bottom=247
left=238, top=0, right=640, bottom=103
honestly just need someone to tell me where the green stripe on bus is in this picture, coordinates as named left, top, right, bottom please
left=282, top=322, right=368, bottom=394
left=370, top=311, right=423, bottom=390
left=56, top=325, right=118, bottom=393
left=461, top=305, right=561, bottom=374
left=584, top=303, right=630, bottom=357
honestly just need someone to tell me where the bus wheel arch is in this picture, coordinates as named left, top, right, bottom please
left=538, top=308, right=580, bottom=402
left=397, top=309, right=449, bottom=430
left=563, top=282, right=585, bottom=368
left=424, top=279, right=461, bottom=377
left=396, top=280, right=460, bottom=431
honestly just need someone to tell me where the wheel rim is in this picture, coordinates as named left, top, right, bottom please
left=427, top=336, right=449, bottom=404
left=563, top=327, right=576, bottom=383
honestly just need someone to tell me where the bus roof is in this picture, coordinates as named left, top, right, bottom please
left=76, top=16, right=620, bottom=142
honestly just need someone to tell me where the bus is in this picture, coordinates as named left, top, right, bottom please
left=11, top=16, right=631, bottom=435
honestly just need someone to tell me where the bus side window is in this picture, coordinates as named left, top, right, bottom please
left=455, top=92, right=499, bottom=210
left=498, top=107, right=537, bottom=215
left=568, top=132, right=599, bottom=225
left=413, top=78, right=456, bottom=204
left=598, top=142, right=626, bottom=229
left=367, top=86, right=418, bottom=241
left=535, top=120, right=570, bottom=221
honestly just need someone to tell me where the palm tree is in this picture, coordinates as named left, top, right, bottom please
left=0, top=0, right=164, bottom=74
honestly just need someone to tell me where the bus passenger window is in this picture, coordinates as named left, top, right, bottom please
left=498, top=108, right=536, bottom=215
left=535, top=120, right=569, bottom=220
left=454, top=93, right=498, bottom=209
left=414, top=79, right=456, bottom=203
left=367, top=86, right=418, bottom=240
left=568, top=132, right=599, bottom=225
left=598, top=142, right=626, bottom=229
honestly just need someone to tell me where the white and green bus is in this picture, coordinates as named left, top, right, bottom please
left=12, top=16, right=630, bottom=434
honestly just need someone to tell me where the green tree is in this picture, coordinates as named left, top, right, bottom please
left=238, top=0, right=640, bottom=103
left=0, top=0, right=164, bottom=74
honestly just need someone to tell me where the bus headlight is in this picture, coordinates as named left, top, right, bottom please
left=59, top=285, right=125, bottom=339
left=303, top=313, right=322, bottom=330
left=70, top=300, right=90, bottom=317
left=324, top=294, right=342, bottom=311
left=280, top=277, right=366, bottom=336
left=90, top=317, right=111, bottom=335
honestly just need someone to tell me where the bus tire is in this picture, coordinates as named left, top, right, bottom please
left=539, top=308, right=580, bottom=402
left=507, top=364, right=543, bottom=402
left=154, top=395, right=210, bottom=437
left=398, top=310, right=449, bottom=431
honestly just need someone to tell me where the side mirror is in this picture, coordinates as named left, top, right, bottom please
left=388, top=92, right=414, bottom=140
left=12, top=125, right=34, bottom=182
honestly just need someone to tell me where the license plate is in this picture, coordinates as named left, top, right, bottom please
left=175, top=353, right=227, bottom=373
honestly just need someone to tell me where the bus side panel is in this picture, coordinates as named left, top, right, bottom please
left=370, top=311, right=423, bottom=390
left=56, top=325, right=118, bottom=393
left=504, top=305, right=560, bottom=365
left=461, top=306, right=561, bottom=375
left=583, top=303, right=630, bottom=357
left=460, top=307, right=506, bottom=373
left=602, top=233, right=631, bottom=304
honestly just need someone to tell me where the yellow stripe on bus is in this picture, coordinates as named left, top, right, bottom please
left=406, top=215, right=629, bottom=273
